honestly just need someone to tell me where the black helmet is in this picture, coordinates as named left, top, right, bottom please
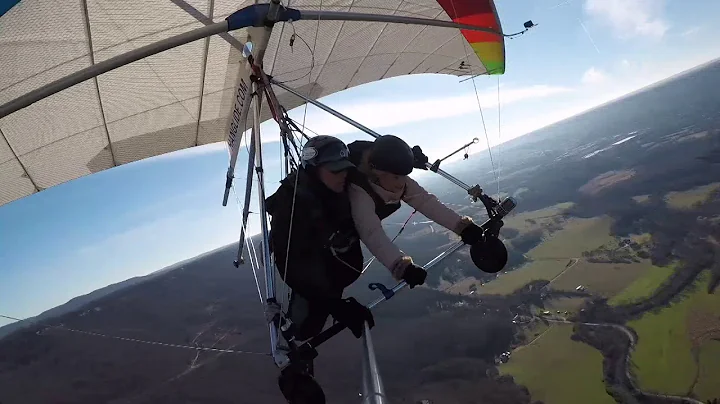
left=301, top=135, right=355, bottom=172
left=369, top=135, right=414, bottom=175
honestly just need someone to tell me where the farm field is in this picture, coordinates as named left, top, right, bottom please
left=544, top=297, right=587, bottom=315
left=528, top=216, right=614, bottom=260
left=693, top=340, right=720, bottom=401
left=500, top=324, right=613, bottom=404
left=627, top=272, right=720, bottom=400
left=664, top=182, right=720, bottom=209
left=472, top=216, right=615, bottom=295
left=474, top=259, right=569, bottom=295
left=607, top=263, right=675, bottom=306
left=502, top=202, right=575, bottom=233
left=551, top=261, right=654, bottom=298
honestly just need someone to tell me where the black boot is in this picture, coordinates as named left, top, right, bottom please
left=278, top=361, right=325, bottom=404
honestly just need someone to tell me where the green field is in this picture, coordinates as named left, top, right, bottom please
left=477, top=259, right=569, bottom=295
left=528, top=216, right=614, bottom=260
left=608, top=264, right=675, bottom=306
left=475, top=216, right=614, bottom=295
left=515, top=320, right=551, bottom=347
left=664, top=182, right=720, bottom=209
left=628, top=295, right=697, bottom=395
left=628, top=272, right=720, bottom=399
left=500, top=324, right=613, bottom=404
left=545, top=296, right=588, bottom=314
left=693, top=340, right=720, bottom=401
left=503, top=201, right=575, bottom=233
left=630, top=232, right=652, bottom=246
left=552, top=261, right=653, bottom=298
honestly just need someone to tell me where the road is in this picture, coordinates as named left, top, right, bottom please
left=545, top=257, right=580, bottom=287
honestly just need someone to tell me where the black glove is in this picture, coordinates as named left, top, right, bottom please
left=412, top=145, right=429, bottom=170
left=327, top=297, right=374, bottom=338
left=460, top=222, right=484, bottom=245
left=402, top=264, right=427, bottom=288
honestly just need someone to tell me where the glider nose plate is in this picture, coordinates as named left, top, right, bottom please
left=470, top=236, right=508, bottom=274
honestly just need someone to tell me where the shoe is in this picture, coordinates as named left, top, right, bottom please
left=278, top=363, right=325, bottom=404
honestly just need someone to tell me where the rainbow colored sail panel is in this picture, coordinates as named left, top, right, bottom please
left=436, top=0, right=506, bottom=75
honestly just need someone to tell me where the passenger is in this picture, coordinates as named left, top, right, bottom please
left=346, top=135, right=486, bottom=284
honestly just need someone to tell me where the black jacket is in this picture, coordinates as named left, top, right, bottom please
left=265, top=168, right=364, bottom=301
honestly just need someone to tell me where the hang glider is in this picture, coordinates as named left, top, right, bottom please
left=0, top=1, right=534, bottom=403
left=0, top=0, right=529, bottom=207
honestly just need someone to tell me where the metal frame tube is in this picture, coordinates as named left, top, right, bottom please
left=235, top=133, right=256, bottom=266
left=436, top=137, right=479, bottom=165
left=271, top=79, right=379, bottom=138
left=361, top=322, right=387, bottom=404
left=298, top=239, right=465, bottom=352
left=367, top=240, right=464, bottom=309
left=299, top=10, right=504, bottom=37
left=251, top=88, right=280, bottom=363
left=230, top=0, right=290, bottom=370
left=270, top=79, right=474, bottom=191
left=0, top=22, right=230, bottom=118
left=434, top=167, right=472, bottom=190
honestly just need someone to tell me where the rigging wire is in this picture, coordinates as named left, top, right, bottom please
left=495, top=74, right=502, bottom=199
left=362, top=209, right=418, bottom=271
left=226, top=132, right=264, bottom=307
left=278, top=124, right=302, bottom=313
left=4, top=147, right=269, bottom=357
left=273, top=22, right=316, bottom=85
left=273, top=0, right=317, bottom=86
left=289, top=117, right=323, bottom=137
left=447, top=0, right=501, bottom=201
left=437, top=256, right=585, bottom=295
left=0, top=314, right=269, bottom=356
left=469, top=74, right=499, bottom=196
left=277, top=0, right=323, bottom=315
left=231, top=181, right=264, bottom=305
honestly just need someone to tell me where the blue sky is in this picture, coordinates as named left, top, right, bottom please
left=2, top=0, right=720, bottom=324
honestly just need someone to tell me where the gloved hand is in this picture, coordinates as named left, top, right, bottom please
left=327, top=297, right=375, bottom=338
left=402, top=263, right=427, bottom=288
left=460, top=222, right=485, bottom=245
left=412, top=145, right=429, bottom=170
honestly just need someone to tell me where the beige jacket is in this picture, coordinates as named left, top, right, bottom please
left=348, top=169, right=472, bottom=280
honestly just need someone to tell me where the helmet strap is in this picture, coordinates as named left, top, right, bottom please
left=368, top=168, right=400, bottom=194
left=367, top=167, right=381, bottom=184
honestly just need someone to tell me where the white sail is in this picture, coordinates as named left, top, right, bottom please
left=0, top=0, right=502, bottom=207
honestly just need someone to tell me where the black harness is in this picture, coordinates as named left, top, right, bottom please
left=267, top=171, right=363, bottom=285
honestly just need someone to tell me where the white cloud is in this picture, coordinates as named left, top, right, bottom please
left=584, top=0, right=669, bottom=38
left=138, top=83, right=572, bottom=156
left=582, top=67, right=609, bottom=84
left=681, top=26, right=701, bottom=37
left=284, top=85, right=573, bottom=137
left=144, top=142, right=229, bottom=162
